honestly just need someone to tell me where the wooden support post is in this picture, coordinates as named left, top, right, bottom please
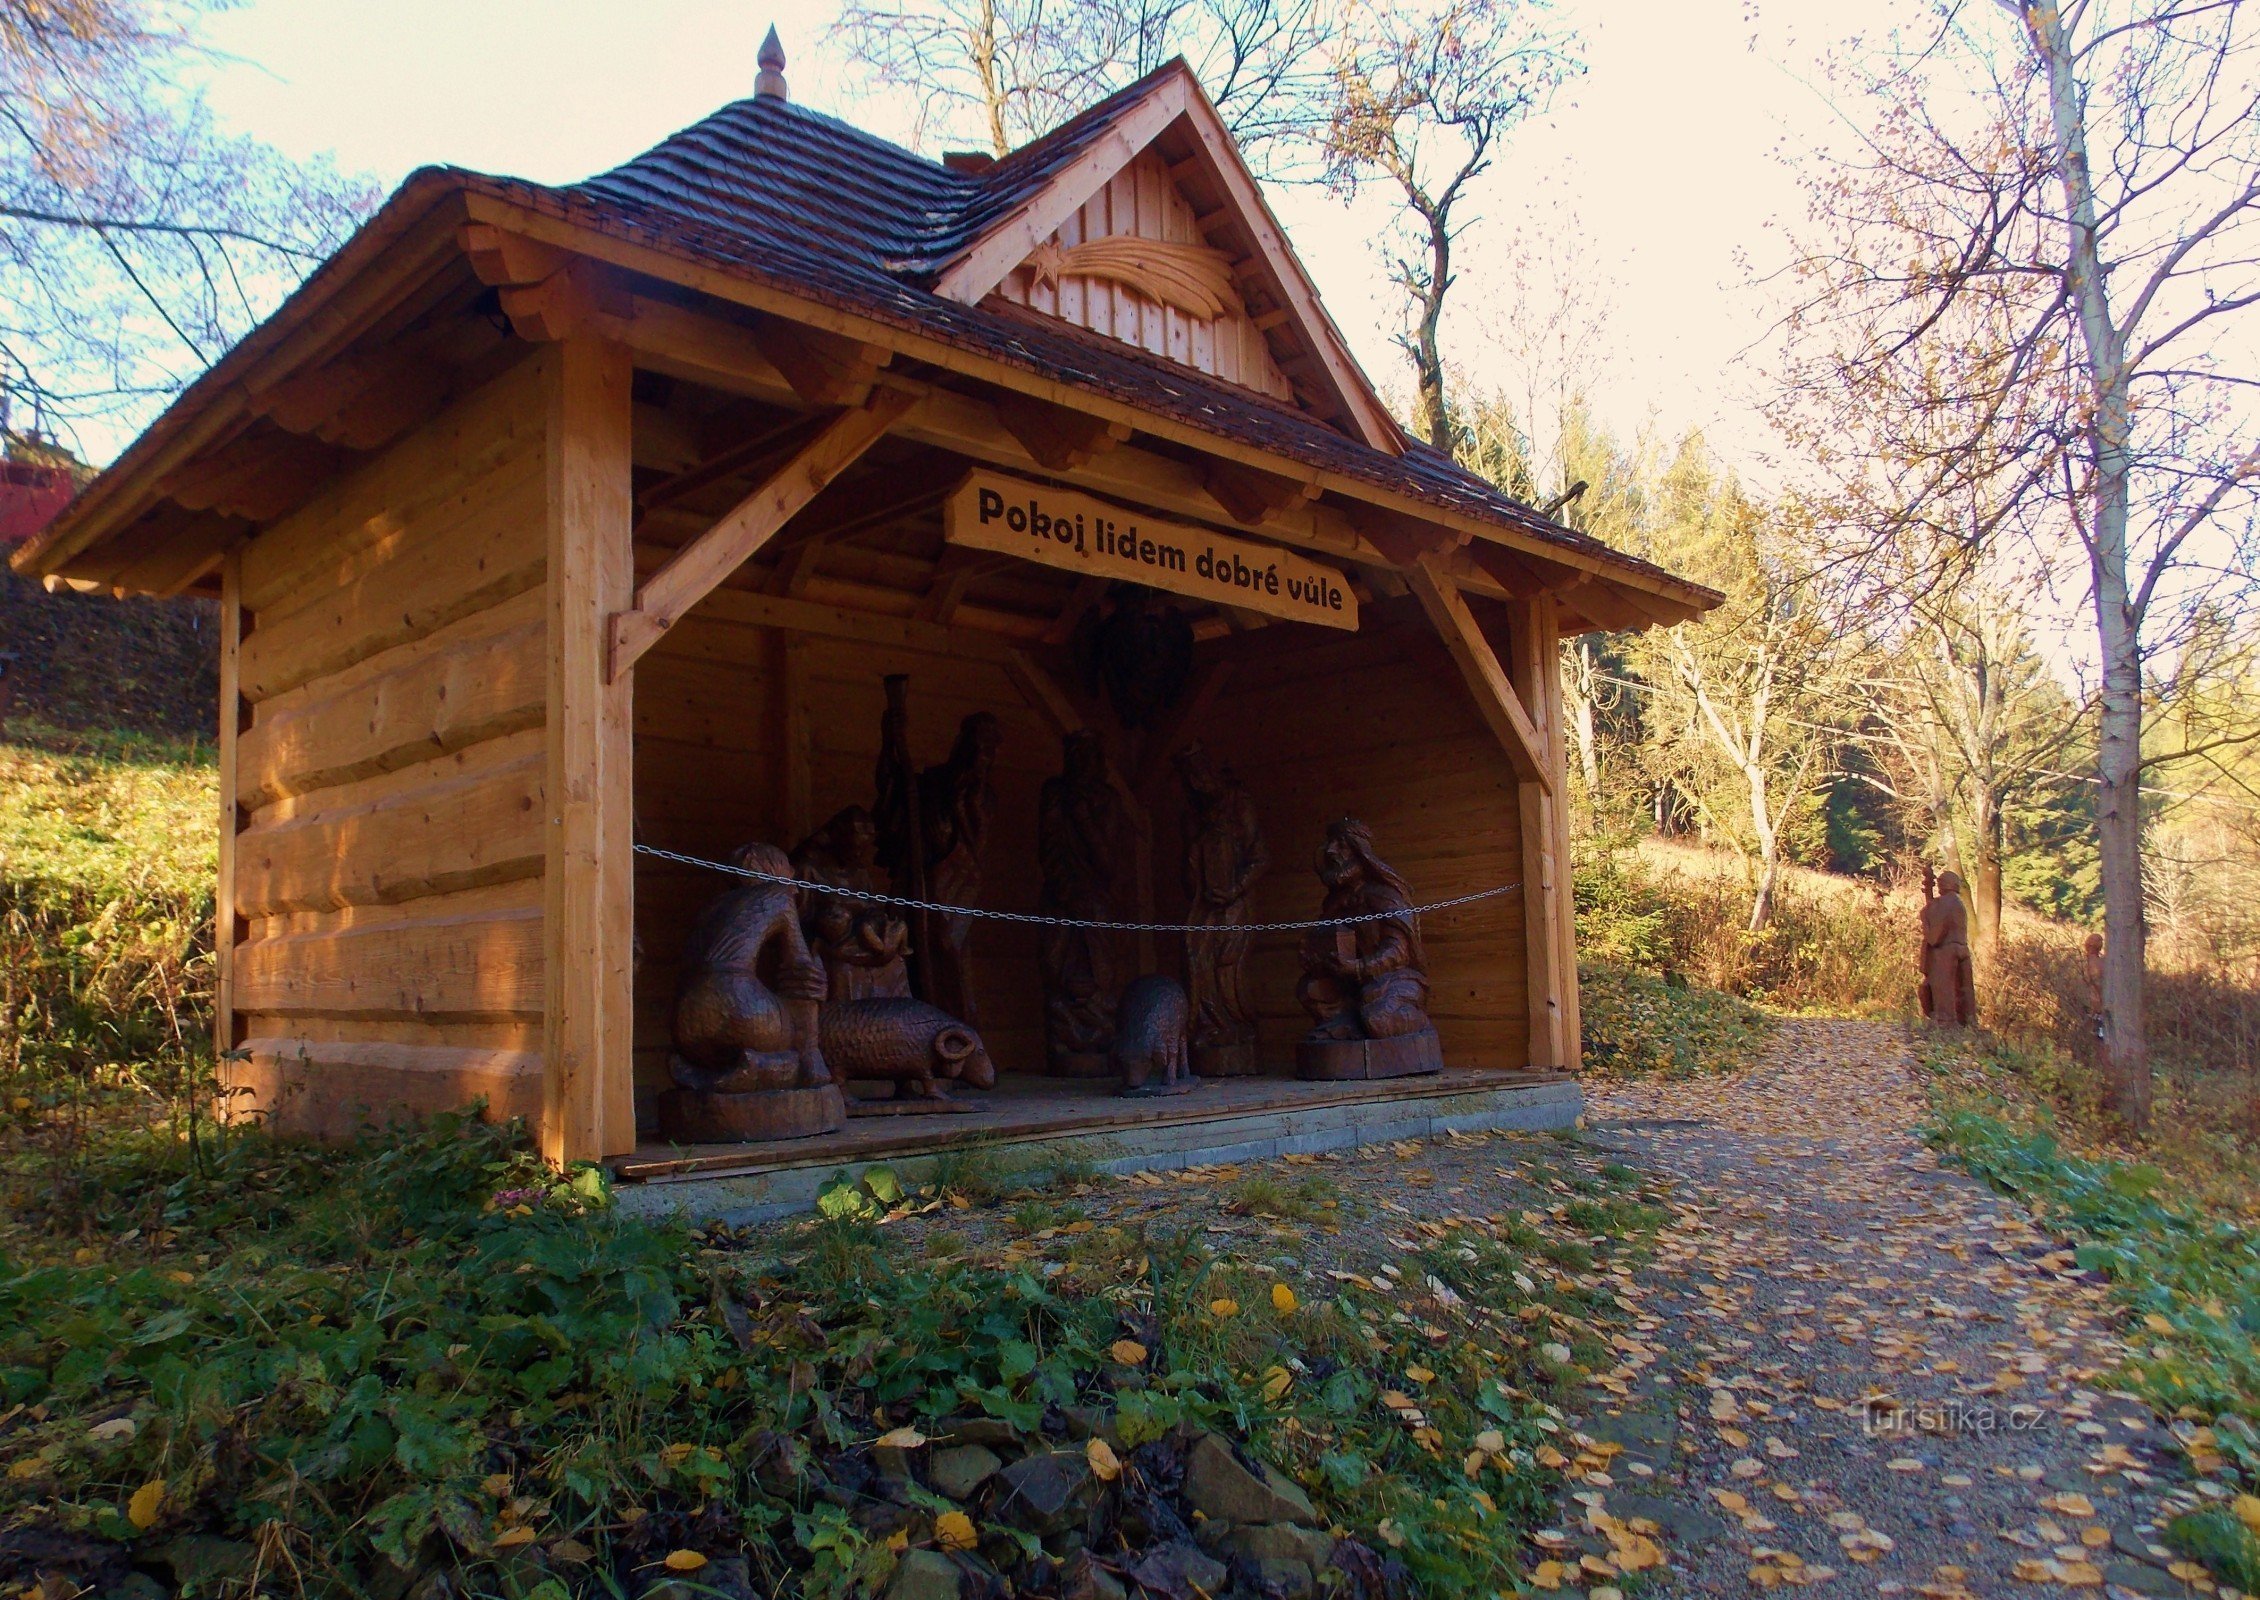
left=1504, top=592, right=1569, bottom=1072
left=214, top=553, right=248, bottom=1064
left=1534, top=597, right=1581, bottom=1064
left=543, top=337, right=637, bottom=1165
left=608, top=389, right=913, bottom=678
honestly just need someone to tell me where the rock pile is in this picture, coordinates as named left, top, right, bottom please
left=756, top=1416, right=1404, bottom=1600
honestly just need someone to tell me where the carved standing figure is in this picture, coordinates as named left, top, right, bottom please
left=1919, top=870, right=1980, bottom=1028
left=660, top=842, right=844, bottom=1141
left=791, top=805, right=911, bottom=1002
left=1295, top=818, right=1441, bottom=1080
left=1038, top=729, right=1130, bottom=1075
left=875, top=705, right=1002, bottom=1028
left=1176, top=741, right=1267, bottom=1076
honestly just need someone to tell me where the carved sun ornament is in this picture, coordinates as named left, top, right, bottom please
left=1025, top=236, right=1239, bottom=323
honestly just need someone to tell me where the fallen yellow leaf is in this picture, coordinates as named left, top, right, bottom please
left=1528, top=1558, right=1565, bottom=1591
left=1109, top=1339, right=1148, bottom=1366
left=1208, top=1297, right=1240, bottom=1318
left=934, top=1510, right=977, bottom=1551
left=1271, top=1283, right=1298, bottom=1314
left=1086, top=1438, right=1121, bottom=1481
left=875, top=1427, right=928, bottom=1450
left=662, top=1551, right=708, bottom=1573
left=1261, top=1365, right=1292, bottom=1402
left=492, top=1527, right=537, bottom=1550
left=126, top=1479, right=164, bottom=1531
left=1405, top=1364, right=1437, bottom=1383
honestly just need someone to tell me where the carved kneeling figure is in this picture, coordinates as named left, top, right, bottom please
left=820, top=997, right=996, bottom=1100
left=661, top=842, right=844, bottom=1143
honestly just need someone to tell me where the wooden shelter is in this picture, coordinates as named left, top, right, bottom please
left=13, top=50, right=1718, bottom=1166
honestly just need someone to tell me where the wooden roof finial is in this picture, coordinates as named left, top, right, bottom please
left=756, top=26, right=788, bottom=101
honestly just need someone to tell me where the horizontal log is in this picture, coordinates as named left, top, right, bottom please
left=239, top=457, right=545, bottom=701
left=234, top=898, right=544, bottom=1022
left=236, top=730, right=545, bottom=916
left=241, top=356, right=544, bottom=614
left=240, top=587, right=546, bottom=803
left=228, top=1035, right=544, bottom=1138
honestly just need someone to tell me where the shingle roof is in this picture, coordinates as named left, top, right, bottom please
left=463, top=67, right=1693, bottom=591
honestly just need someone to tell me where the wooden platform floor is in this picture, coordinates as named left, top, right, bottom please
left=614, top=1066, right=1572, bottom=1183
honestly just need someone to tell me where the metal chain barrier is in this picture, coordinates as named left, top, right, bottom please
left=632, top=843, right=1520, bottom=934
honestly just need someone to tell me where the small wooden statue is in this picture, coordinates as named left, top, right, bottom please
left=1918, top=869, right=1980, bottom=1029
left=1295, top=818, right=1442, bottom=1080
left=1177, top=742, right=1267, bottom=1076
left=1038, top=729, right=1130, bottom=1076
left=660, top=842, right=846, bottom=1142
left=1114, top=974, right=1193, bottom=1096
left=791, top=805, right=911, bottom=1002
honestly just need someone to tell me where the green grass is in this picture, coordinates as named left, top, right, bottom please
left=0, top=1107, right=1666, bottom=1599
left=1578, top=962, right=1774, bottom=1078
left=0, top=724, right=217, bottom=1091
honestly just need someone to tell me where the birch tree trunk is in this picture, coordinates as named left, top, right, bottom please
left=2029, top=3, right=2150, bottom=1128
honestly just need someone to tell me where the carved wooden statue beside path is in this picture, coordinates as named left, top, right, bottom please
left=659, top=843, right=845, bottom=1142
left=1176, top=741, right=1267, bottom=1076
left=1295, top=818, right=1442, bottom=1081
left=1918, top=870, right=1980, bottom=1029
left=1038, top=728, right=1132, bottom=1075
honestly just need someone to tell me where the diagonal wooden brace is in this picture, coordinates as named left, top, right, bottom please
left=606, top=388, right=914, bottom=680
left=1405, top=553, right=1552, bottom=794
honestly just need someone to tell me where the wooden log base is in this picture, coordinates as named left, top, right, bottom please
left=1119, top=1076, right=1201, bottom=1099
left=1296, top=1029, right=1443, bottom=1082
left=1192, top=1040, right=1262, bottom=1078
left=656, top=1084, right=847, bottom=1143
left=1050, top=1051, right=1117, bottom=1080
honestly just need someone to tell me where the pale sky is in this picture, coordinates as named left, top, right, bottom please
left=195, top=0, right=1878, bottom=475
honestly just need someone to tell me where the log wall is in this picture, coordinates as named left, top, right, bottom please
left=223, top=354, right=554, bottom=1135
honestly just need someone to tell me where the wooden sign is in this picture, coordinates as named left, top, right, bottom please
left=944, top=470, right=1359, bottom=630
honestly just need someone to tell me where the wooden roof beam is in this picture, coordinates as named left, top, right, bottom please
left=1406, top=554, right=1550, bottom=792
left=995, top=393, right=1131, bottom=470
left=1205, top=460, right=1318, bottom=526
left=161, top=431, right=347, bottom=523
left=750, top=317, right=892, bottom=408
left=607, top=388, right=915, bottom=679
left=498, top=259, right=631, bottom=342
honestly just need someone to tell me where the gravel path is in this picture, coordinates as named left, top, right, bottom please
left=1583, top=1017, right=2224, bottom=1600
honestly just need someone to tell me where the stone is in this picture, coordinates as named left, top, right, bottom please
left=2112, top=1522, right=2167, bottom=1566
left=1255, top=1558, right=1314, bottom=1600
left=930, top=1444, right=1004, bottom=1501
left=946, top=1417, right=1025, bottom=1448
left=1182, top=1434, right=1315, bottom=1526
left=2102, top=1559, right=2189, bottom=1598
left=1061, top=1552, right=1127, bottom=1600
left=1127, top=1540, right=1228, bottom=1600
left=887, top=1550, right=963, bottom=1600
left=1213, top=1524, right=1336, bottom=1569
left=995, top=1450, right=1095, bottom=1535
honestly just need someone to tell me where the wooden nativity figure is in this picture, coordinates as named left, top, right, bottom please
left=659, top=842, right=846, bottom=1143
left=875, top=699, right=1002, bottom=1030
left=1295, top=818, right=1442, bottom=1080
left=790, top=805, right=911, bottom=1002
left=1038, top=728, right=1131, bottom=1076
left=1918, top=870, right=1979, bottom=1029
left=1176, top=741, right=1267, bottom=1076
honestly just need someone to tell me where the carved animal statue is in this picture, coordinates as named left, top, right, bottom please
left=1114, top=974, right=1192, bottom=1095
left=818, top=997, right=997, bottom=1100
